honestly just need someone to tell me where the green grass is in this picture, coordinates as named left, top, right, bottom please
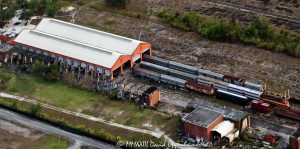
left=0, top=69, right=179, bottom=135
left=39, top=135, right=68, bottom=149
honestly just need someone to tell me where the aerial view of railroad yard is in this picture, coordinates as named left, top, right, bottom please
left=0, top=0, right=300, bottom=149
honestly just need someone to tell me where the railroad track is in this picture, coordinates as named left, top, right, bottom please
left=187, top=0, right=300, bottom=31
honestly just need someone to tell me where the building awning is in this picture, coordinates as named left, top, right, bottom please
left=212, top=121, right=234, bottom=137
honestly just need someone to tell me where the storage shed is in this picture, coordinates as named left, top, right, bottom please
left=182, top=106, right=224, bottom=141
left=141, top=86, right=160, bottom=108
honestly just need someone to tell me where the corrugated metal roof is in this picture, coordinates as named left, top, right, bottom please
left=34, top=18, right=143, bottom=55
left=14, top=30, right=120, bottom=68
left=212, top=121, right=235, bottom=137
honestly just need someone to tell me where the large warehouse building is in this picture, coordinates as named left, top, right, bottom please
left=11, top=18, right=152, bottom=79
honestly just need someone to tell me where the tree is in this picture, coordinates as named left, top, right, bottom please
left=20, top=10, right=34, bottom=21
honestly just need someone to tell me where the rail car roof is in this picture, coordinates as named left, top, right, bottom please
left=134, top=67, right=160, bottom=76
left=182, top=106, right=223, bottom=128
left=144, top=55, right=169, bottom=63
left=228, top=84, right=262, bottom=95
left=161, top=74, right=187, bottom=84
left=169, top=61, right=198, bottom=71
left=187, top=99, right=247, bottom=122
left=244, top=81, right=262, bottom=88
left=199, top=69, right=224, bottom=78
left=217, top=90, right=248, bottom=99
left=140, top=61, right=169, bottom=71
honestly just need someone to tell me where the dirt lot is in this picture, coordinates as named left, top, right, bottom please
left=73, top=0, right=300, bottom=100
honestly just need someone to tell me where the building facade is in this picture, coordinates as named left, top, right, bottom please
left=9, top=18, right=151, bottom=79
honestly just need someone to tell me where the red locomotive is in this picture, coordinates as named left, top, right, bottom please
left=251, top=100, right=271, bottom=112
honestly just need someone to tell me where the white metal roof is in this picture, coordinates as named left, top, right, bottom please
left=14, top=30, right=121, bottom=68
left=212, top=121, right=234, bottom=137
left=34, top=18, right=144, bottom=55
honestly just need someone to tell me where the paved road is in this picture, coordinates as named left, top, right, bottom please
left=0, top=108, right=118, bottom=149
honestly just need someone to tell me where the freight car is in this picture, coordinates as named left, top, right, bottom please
left=215, top=90, right=250, bottom=105
left=274, top=106, right=300, bottom=121
left=261, top=92, right=290, bottom=107
left=185, top=81, right=214, bottom=95
left=251, top=100, right=271, bottom=112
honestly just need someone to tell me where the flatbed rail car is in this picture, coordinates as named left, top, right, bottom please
left=215, top=90, right=250, bottom=105
left=185, top=80, right=214, bottom=95
left=251, top=100, right=271, bottom=112
left=261, top=92, right=290, bottom=107
left=274, top=106, right=300, bottom=121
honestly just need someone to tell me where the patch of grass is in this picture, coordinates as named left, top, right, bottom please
left=0, top=69, right=180, bottom=137
left=39, top=135, right=68, bottom=149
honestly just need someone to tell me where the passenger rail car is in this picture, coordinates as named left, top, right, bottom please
left=185, top=81, right=214, bottom=95
left=169, top=61, right=198, bottom=75
left=142, top=55, right=263, bottom=91
left=134, top=67, right=161, bottom=81
left=140, top=61, right=169, bottom=74
left=261, top=92, right=290, bottom=107
left=197, top=75, right=229, bottom=91
left=143, top=55, right=169, bottom=67
left=227, top=84, right=262, bottom=101
left=161, top=74, right=186, bottom=88
left=215, top=90, right=250, bottom=105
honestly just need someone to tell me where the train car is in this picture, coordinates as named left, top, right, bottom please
left=160, top=74, right=186, bottom=88
left=274, top=106, right=300, bottom=121
left=244, top=81, right=263, bottom=91
left=251, top=100, right=271, bottom=112
left=198, top=69, right=224, bottom=80
left=167, top=68, right=198, bottom=82
left=223, top=75, right=245, bottom=86
left=227, top=84, right=262, bottom=100
left=142, top=55, right=169, bottom=67
left=260, top=92, right=290, bottom=107
left=133, top=67, right=161, bottom=81
left=185, top=81, right=214, bottom=95
left=197, top=75, right=229, bottom=91
left=215, top=90, right=249, bottom=105
left=140, top=61, right=169, bottom=74
left=169, top=61, right=198, bottom=75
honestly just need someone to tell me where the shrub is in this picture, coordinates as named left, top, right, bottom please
left=156, top=9, right=300, bottom=58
